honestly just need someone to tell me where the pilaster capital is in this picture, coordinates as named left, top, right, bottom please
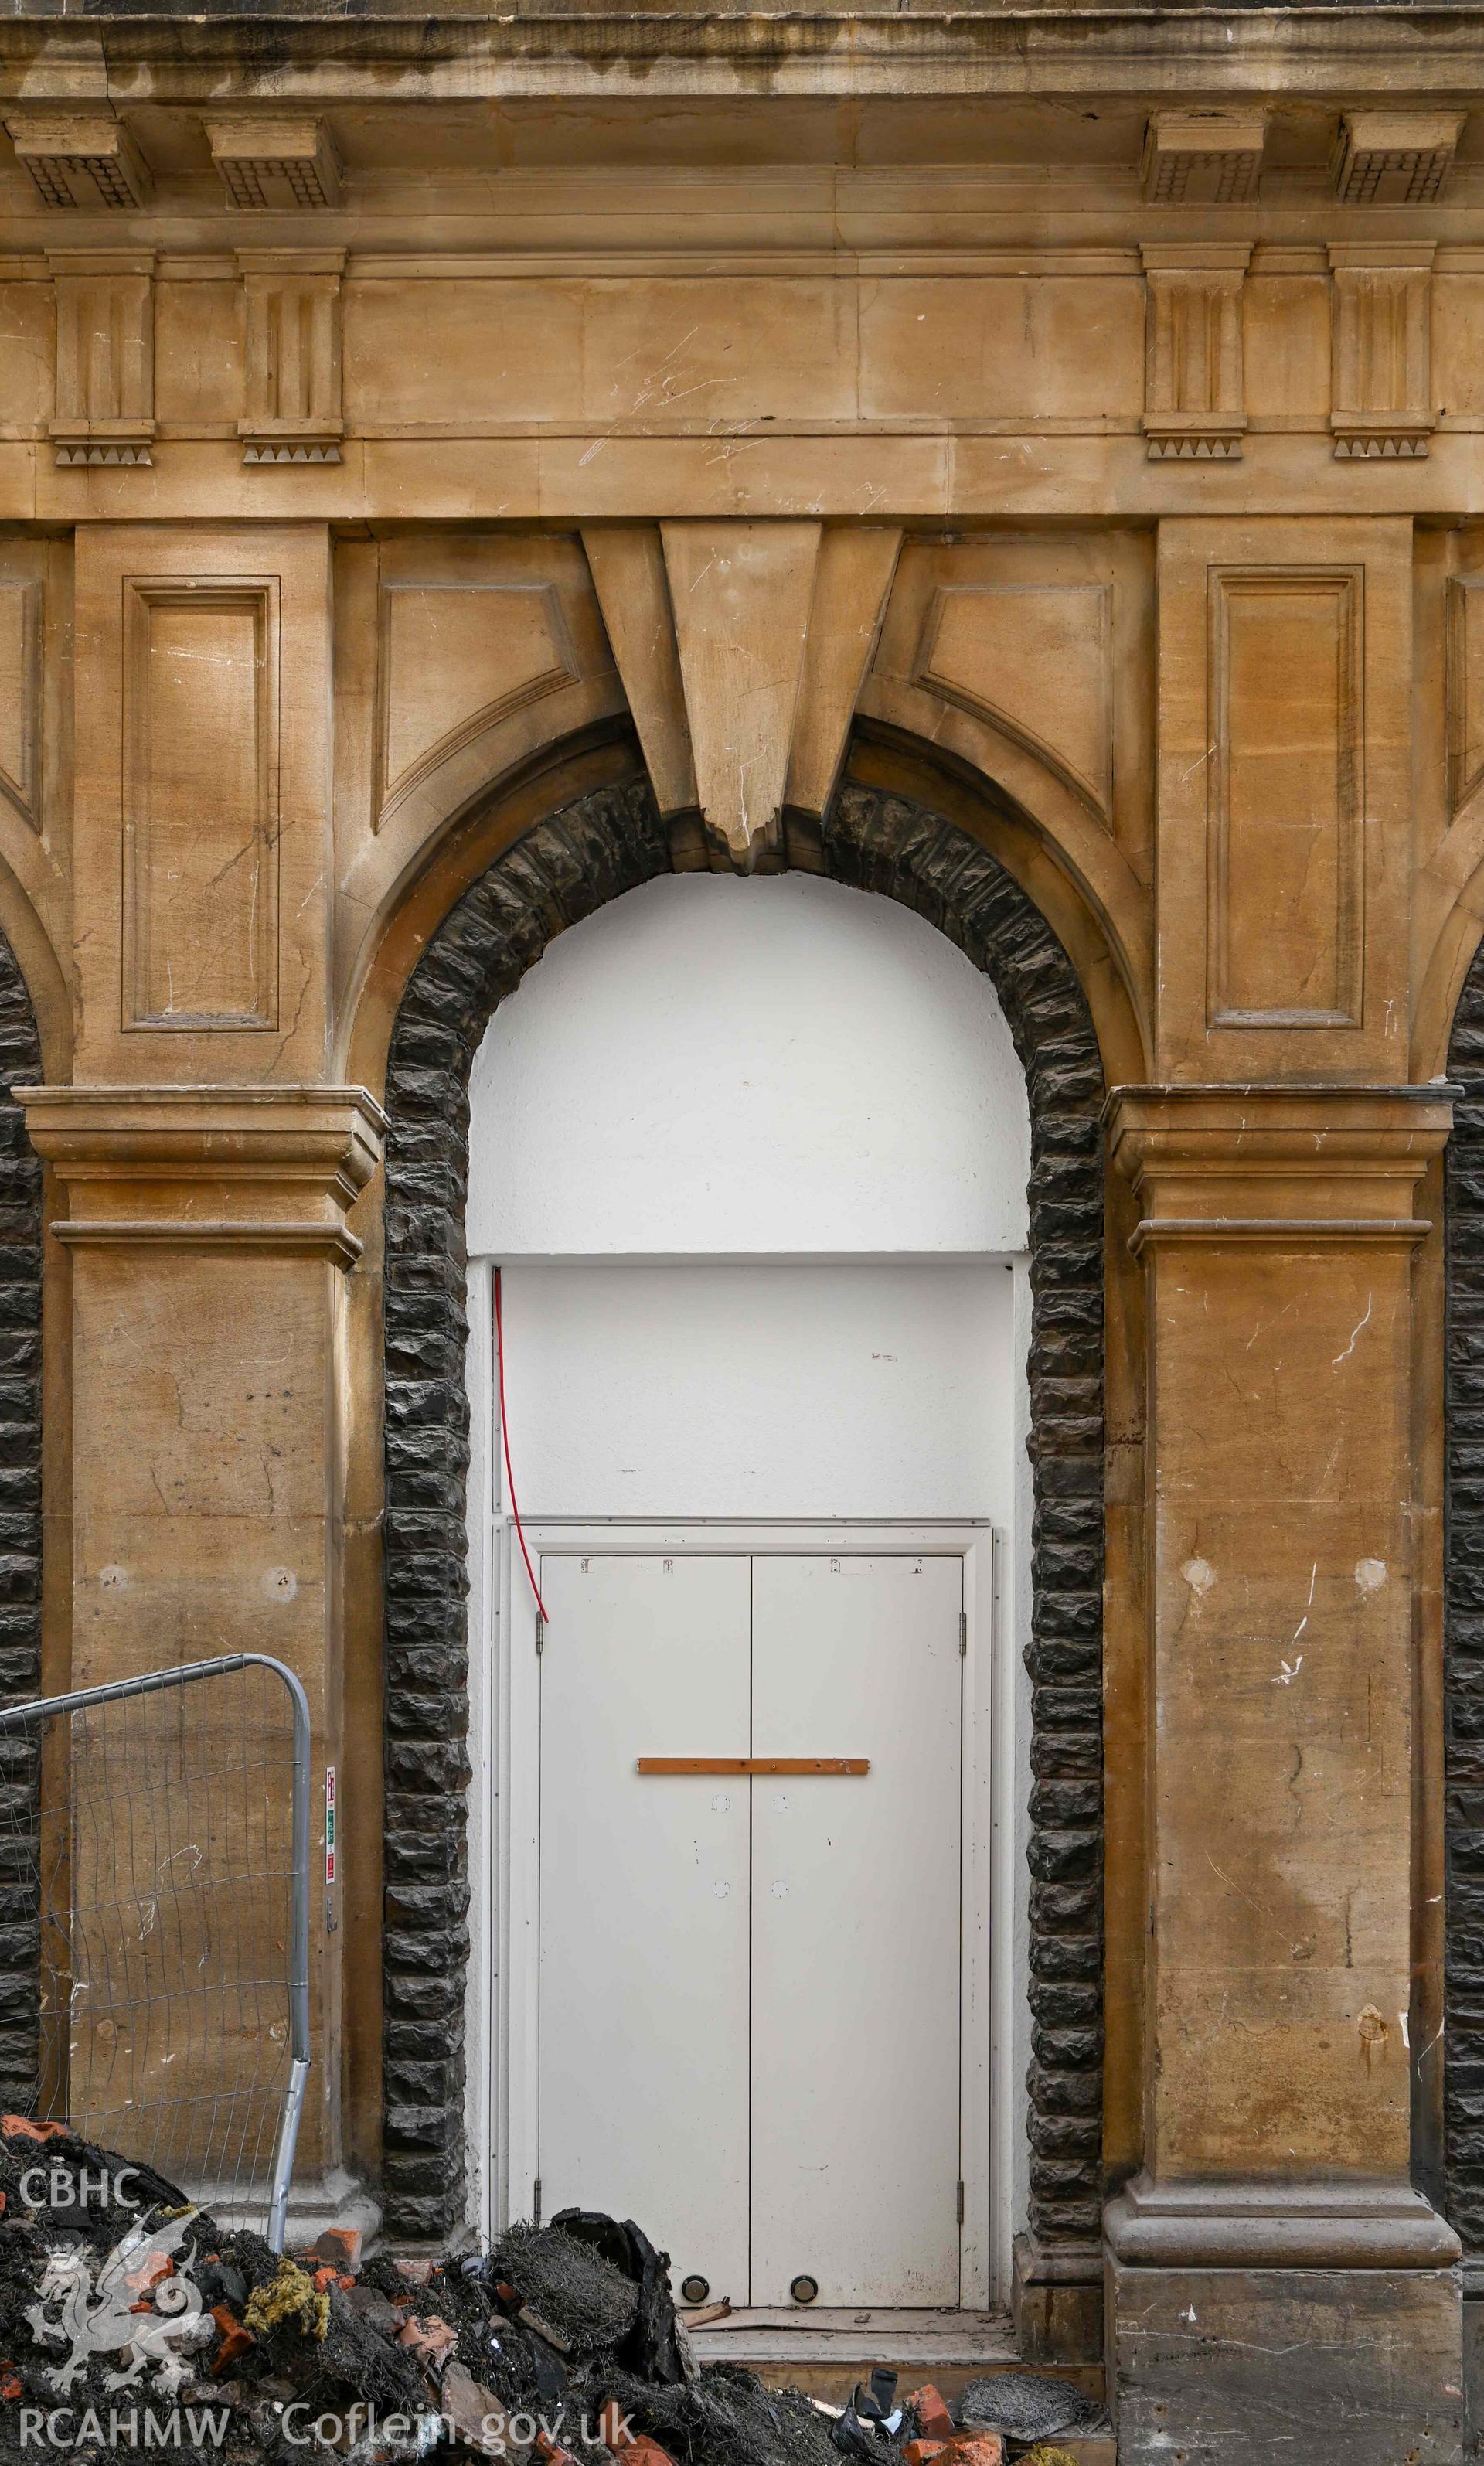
left=17, top=1085, right=386, bottom=1269
left=1104, top=1081, right=1454, bottom=1252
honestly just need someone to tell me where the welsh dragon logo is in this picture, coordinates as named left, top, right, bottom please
left=25, top=2212, right=208, bottom=2396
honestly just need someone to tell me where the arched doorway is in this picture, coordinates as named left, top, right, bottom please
left=379, top=773, right=1105, bottom=2319
left=469, top=862, right=1027, bottom=2309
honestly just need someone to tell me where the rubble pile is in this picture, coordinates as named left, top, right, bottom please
left=0, top=2127, right=1104, bottom=2466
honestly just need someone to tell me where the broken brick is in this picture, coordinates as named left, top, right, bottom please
left=906, top=2386, right=955, bottom=2443
left=516, top=2302, right=572, bottom=2354
left=209, top=2307, right=255, bottom=2375
left=125, top=2254, right=175, bottom=2295
left=904, top=2447, right=948, bottom=2465
left=311, top=2226, right=363, bottom=2275
left=1, top=2117, right=66, bottom=2145
left=397, top=2314, right=458, bottom=2370
left=0, top=2368, right=22, bottom=2402
left=597, top=2403, right=673, bottom=2458
left=941, top=2440, right=1003, bottom=2465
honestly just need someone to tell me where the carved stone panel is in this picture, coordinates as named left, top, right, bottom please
left=1448, top=572, right=1484, bottom=816
left=1155, top=517, right=1411, bottom=1083
left=73, top=524, right=332, bottom=1082
left=121, top=580, right=279, bottom=1031
left=1207, top=567, right=1363, bottom=1029
left=0, top=580, right=41, bottom=831
left=376, top=578, right=579, bottom=826
left=913, top=579, right=1113, bottom=823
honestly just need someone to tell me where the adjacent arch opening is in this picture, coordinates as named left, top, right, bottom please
left=1445, top=954, right=1484, bottom=2246
left=380, top=772, right=1106, bottom=2269
left=0, top=927, right=50, bottom=2107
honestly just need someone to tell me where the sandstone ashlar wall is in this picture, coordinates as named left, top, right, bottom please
left=0, top=23, right=1482, bottom=2451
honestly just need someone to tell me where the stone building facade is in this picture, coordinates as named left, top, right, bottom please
left=3, top=0, right=1484, bottom=2455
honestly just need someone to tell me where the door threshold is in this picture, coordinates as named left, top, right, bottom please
left=687, top=2307, right=1107, bottom=2410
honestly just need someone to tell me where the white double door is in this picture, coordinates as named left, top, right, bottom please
left=536, top=1550, right=965, bottom=2308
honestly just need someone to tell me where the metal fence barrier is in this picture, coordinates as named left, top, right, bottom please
left=0, top=1654, right=310, bottom=2252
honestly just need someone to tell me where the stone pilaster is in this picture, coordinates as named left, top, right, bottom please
left=19, top=1085, right=384, bottom=2223
left=1104, top=1083, right=1461, bottom=2466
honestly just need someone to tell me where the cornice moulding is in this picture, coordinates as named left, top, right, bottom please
left=9, top=12, right=1484, bottom=104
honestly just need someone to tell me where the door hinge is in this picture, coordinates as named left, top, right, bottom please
left=535, top=1613, right=545, bottom=1657
left=956, top=2179, right=965, bottom=2227
left=958, top=1610, right=968, bottom=1657
left=533, top=2177, right=543, bottom=2227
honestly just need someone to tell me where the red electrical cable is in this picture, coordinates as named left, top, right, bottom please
left=493, top=1266, right=550, bottom=1626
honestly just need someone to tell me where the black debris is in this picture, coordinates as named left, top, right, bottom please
left=0, top=2130, right=929, bottom=2466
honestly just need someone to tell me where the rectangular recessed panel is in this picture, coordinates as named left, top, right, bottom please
left=1210, top=569, right=1361, bottom=1027
left=749, top=1555, right=964, bottom=2308
left=537, top=1554, right=751, bottom=2300
left=0, top=579, right=39, bottom=823
left=124, top=583, right=277, bottom=1029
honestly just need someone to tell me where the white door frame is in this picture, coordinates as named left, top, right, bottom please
left=465, top=1259, right=1034, bottom=2311
left=472, top=1538, right=1019, bottom=2305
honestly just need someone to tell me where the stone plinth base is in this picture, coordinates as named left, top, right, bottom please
left=1012, top=2231, right=1104, bottom=2364
left=1462, top=2291, right=1484, bottom=2456
left=188, top=2166, right=381, bottom=2257
left=1108, top=2260, right=1465, bottom=2464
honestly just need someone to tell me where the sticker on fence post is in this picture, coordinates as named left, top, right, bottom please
left=325, top=1766, right=336, bottom=1932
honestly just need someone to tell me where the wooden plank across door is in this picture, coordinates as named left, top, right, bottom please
left=638, top=1757, right=870, bottom=1776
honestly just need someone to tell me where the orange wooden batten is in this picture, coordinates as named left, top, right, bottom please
left=635, top=1757, right=870, bottom=1776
